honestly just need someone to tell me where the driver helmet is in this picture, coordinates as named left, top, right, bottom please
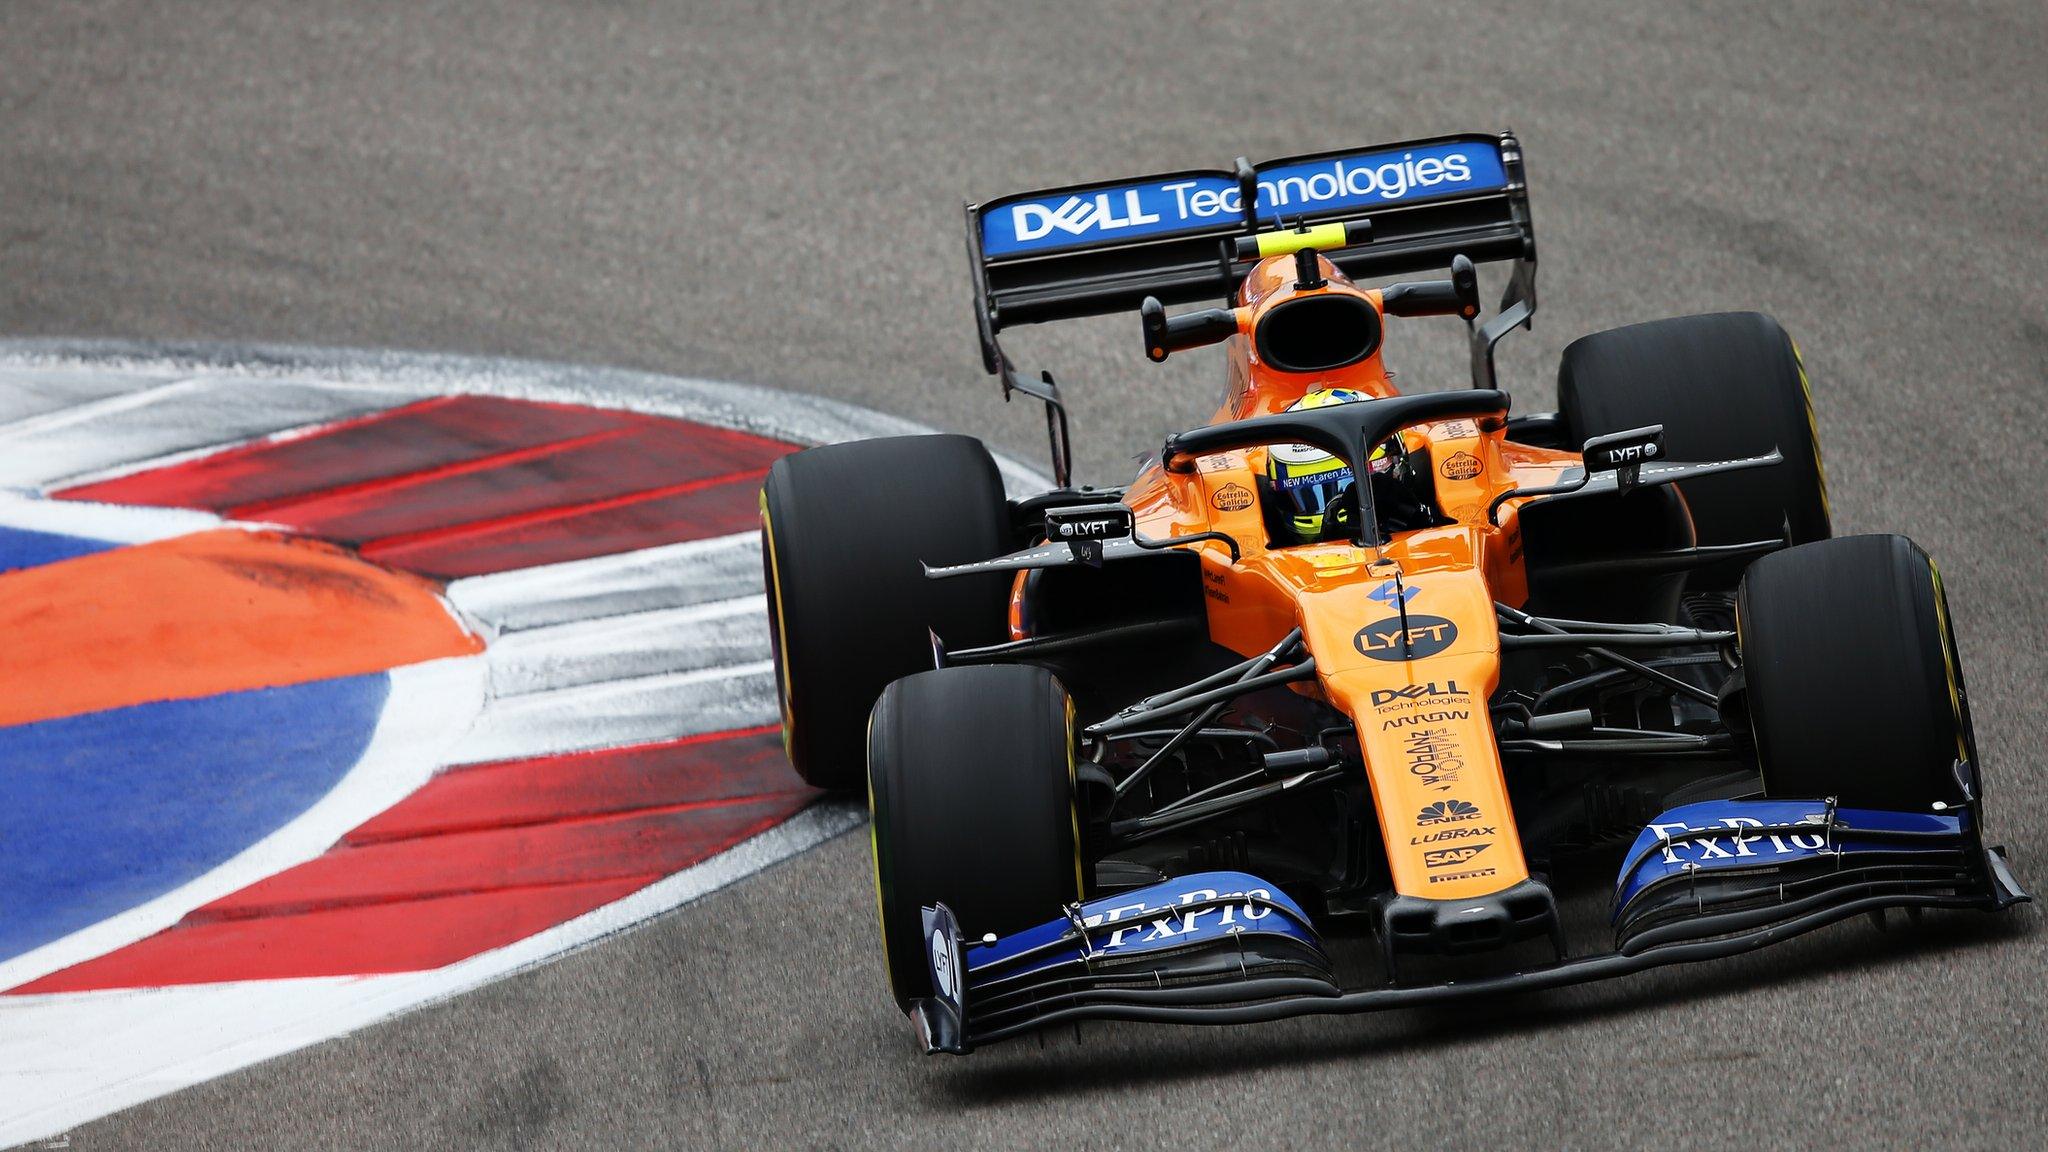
left=1263, top=388, right=1393, bottom=544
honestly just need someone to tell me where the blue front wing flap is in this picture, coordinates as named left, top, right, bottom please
left=1615, top=799, right=1966, bottom=914
left=912, top=873, right=1335, bottom=1053
left=967, top=871, right=1322, bottom=976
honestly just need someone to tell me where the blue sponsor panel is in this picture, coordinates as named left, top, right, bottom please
left=1614, top=799, right=1965, bottom=916
left=980, top=140, right=1509, bottom=258
left=965, top=869, right=1319, bottom=980
left=0, top=525, right=116, bottom=575
left=0, top=674, right=389, bottom=963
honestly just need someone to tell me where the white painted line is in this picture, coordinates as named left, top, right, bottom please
left=0, top=341, right=1056, bottom=496
left=0, top=375, right=430, bottom=490
left=0, top=376, right=207, bottom=438
left=0, top=367, right=180, bottom=427
left=447, top=531, right=765, bottom=635
left=456, top=660, right=778, bottom=765
left=0, top=800, right=865, bottom=1150
left=0, top=490, right=220, bottom=546
left=0, top=655, right=490, bottom=996
left=486, top=596, right=768, bottom=697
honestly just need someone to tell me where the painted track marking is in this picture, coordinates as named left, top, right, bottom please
left=0, top=341, right=1047, bottom=1147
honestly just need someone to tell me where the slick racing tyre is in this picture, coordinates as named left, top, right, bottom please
left=868, top=664, right=1083, bottom=1007
left=760, top=434, right=1013, bottom=790
left=1559, top=312, right=1831, bottom=574
left=1737, top=534, right=1977, bottom=810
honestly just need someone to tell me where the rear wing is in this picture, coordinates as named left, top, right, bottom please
left=965, top=131, right=1539, bottom=486
left=970, top=131, right=1534, bottom=340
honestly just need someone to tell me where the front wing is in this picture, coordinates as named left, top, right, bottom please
left=908, top=796, right=2028, bottom=1054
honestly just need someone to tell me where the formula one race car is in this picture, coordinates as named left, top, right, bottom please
left=759, top=132, right=2028, bottom=1053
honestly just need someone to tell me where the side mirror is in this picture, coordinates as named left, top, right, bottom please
left=1379, top=254, right=1482, bottom=321
left=1045, top=502, right=1134, bottom=567
left=1449, top=254, right=1480, bottom=321
left=1141, top=297, right=1239, bottom=363
left=1582, top=425, right=1665, bottom=470
left=1581, top=425, right=1665, bottom=493
left=1486, top=424, right=1667, bottom=525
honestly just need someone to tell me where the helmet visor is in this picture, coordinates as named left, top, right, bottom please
left=1271, top=466, right=1354, bottom=517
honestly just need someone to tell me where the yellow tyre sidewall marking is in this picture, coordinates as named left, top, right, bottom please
left=758, top=492, right=798, bottom=758
left=1928, top=559, right=1971, bottom=766
left=866, top=708, right=897, bottom=997
left=1791, top=340, right=1832, bottom=523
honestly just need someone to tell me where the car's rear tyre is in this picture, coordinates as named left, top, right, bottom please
left=1559, top=312, right=1831, bottom=572
left=868, top=665, right=1083, bottom=1007
left=1737, top=534, right=1976, bottom=809
left=760, top=434, right=1013, bottom=790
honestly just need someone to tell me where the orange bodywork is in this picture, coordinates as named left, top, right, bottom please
left=1028, top=255, right=1581, bottom=903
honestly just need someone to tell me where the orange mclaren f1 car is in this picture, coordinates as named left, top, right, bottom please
left=759, top=132, right=2028, bottom=1053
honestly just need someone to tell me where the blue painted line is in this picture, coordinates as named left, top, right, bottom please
left=0, top=674, right=390, bottom=964
left=0, top=525, right=116, bottom=574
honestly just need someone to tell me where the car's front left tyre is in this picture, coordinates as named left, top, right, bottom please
left=867, top=664, right=1084, bottom=1007
left=1558, top=311, right=1831, bottom=574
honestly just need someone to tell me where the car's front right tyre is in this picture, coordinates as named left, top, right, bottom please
left=759, top=434, right=1014, bottom=791
left=1738, top=534, right=1977, bottom=810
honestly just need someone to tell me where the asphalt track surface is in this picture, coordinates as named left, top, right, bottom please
left=4, top=2, right=2046, bottom=1148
